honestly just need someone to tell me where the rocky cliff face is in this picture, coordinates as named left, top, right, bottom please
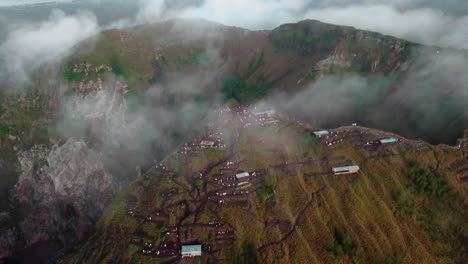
left=0, top=77, right=130, bottom=260
left=0, top=139, right=115, bottom=259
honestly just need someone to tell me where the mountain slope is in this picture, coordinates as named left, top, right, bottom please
left=61, top=109, right=468, bottom=263
left=63, top=18, right=468, bottom=144
left=1, top=18, right=468, bottom=262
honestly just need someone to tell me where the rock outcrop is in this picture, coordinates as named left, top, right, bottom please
left=0, top=139, right=115, bottom=259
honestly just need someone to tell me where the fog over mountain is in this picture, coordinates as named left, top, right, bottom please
left=1, top=0, right=468, bottom=49
left=0, top=0, right=467, bottom=263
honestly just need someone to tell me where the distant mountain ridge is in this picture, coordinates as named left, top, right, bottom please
left=1, top=18, right=467, bottom=262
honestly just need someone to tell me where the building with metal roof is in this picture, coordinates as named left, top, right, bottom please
left=379, top=138, right=398, bottom=144
left=253, top=109, right=276, bottom=117
left=235, top=172, right=250, bottom=179
left=313, top=130, right=330, bottom=137
left=200, top=140, right=215, bottom=148
left=181, top=245, right=202, bottom=258
left=332, top=165, right=360, bottom=175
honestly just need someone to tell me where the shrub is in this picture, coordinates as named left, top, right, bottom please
left=406, top=161, right=450, bottom=200
left=0, top=123, right=9, bottom=136
left=394, top=190, right=414, bottom=217
left=258, top=183, right=275, bottom=203
left=326, top=220, right=358, bottom=257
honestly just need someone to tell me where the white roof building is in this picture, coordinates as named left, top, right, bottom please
left=332, top=165, right=360, bottom=175
left=313, top=130, right=330, bottom=137
left=181, top=245, right=202, bottom=258
left=253, top=109, right=276, bottom=117
left=235, top=172, right=250, bottom=179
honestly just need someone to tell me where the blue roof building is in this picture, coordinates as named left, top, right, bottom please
left=379, top=138, right=398, bottom=144
left=332, top=165, right=360, bottom=175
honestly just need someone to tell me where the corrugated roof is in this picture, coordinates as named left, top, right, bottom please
left=332, top=165, right=360, bottom=173
left=379, top=138, right=398, bottom=144
left=182, top=245, right=202, bottom=254
left=313, top=130, right=329, bottom=136
left=236, top=172, right=250, bottom=178
left=254, top=109, right=276, bottom=116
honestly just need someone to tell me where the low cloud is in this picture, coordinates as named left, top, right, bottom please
left=265, top=50, right=468, bottom=144
left=0, top=10, right=98, bottom=82
left=133, top=0, right=468, bottom=50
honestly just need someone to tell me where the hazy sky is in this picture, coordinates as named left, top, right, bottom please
left=2, top=0, right=468, bottom=83
left=0, top=0, right=72, bottom=6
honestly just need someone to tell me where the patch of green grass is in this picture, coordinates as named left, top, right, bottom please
left=126, top=244, right=139, bottom=257
left=222, top=50, right=275, bottom=104
left=110, top=54, right=128, bottom=77
left=170, top=158, right=181, bottom=172
left=222, top=75, right=273, bottom=104
left=200, top=206, right=215, bottom=221
left=162, top=178, right=176, bottom=189
left=63, top=65, right=86, bottom=81
left=195, top=178, right=203, bottom=190
left=406, top=161, right=450, bottom=200
left=258, top=182, right=275, bottom=203
left=0, top=106, right=6, bottom=117
left=0, top=123, right=10, bottom=136
left=243, top=51, right=264, bottom=79
left=174, top=48, right=207, bottom=68
left=206, top=147, right=223, bottom=155
left=240, top=242, right=259, bottom=264
left=326, top=220, right=358, bottom=257
left=393, top=190, right=414, bottom=218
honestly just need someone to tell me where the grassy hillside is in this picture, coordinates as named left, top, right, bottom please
left=61, top=18, right=468, bottom=145
left=65, top=19, right=413, bottom=94
left=61, top=112, right=468, bottom=263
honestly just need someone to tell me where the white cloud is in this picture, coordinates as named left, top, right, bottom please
left=0, top=9, right=98, bottom=81
left=135, top=0, right=468, bottom=50
left=0, top=0, right=72, bottom=7
left=301, top=4, right=468, bottom=49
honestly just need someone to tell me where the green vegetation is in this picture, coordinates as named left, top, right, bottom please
left=326, top=220, right=358, bottom=257
left=195, top=178, right=203, bottom=190
left=393, top=190, right=414, bottom=218
left=222, top=75, right=273, bottom=104
left=221, top=51, right=274, bottom=104
left=243, top=51, right=264, bottom=79
left=170, top=157, right=181, bottom=172
left=0, top=123, right=10, bottom=136
left=0, top=106, right=6, bottom=117
left=174, top=48, right=206, bottom=67
left=240, top=242, right=259, bottom=264
left=302, top=133, right=318, bottom=147
left=126, top=244, right=139, bottom=257
left=200, top=206, right=215, bottom=221
left=162, top=178, right=176, bottom=189
left=406, top=161, right=450, bottom=200
left=110, top=54, right=126, bottom=77
left=258, top=182, right=275, bottom=203
left=63, top=65, right=86, bottom=81
left=269, top=21, right=345, bottom=56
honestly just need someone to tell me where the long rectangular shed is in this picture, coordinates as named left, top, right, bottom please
left=332, top=165, right=360, bottom=175
left=379, top=137, right=398, bottom=144
left=181, top=245, right=202, bottom=258
left=313, top=130, right=330, bottom=137
left=236, top=172, right=250, bottom=179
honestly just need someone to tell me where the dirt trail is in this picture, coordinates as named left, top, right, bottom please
left=257, top=186, right=326, bottom=253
